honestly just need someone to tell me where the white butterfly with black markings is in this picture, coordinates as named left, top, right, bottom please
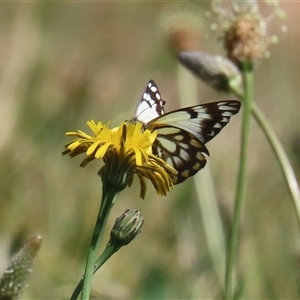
left=133, top=80, right=241, bottom=184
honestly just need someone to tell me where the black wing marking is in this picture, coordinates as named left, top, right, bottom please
left=134, top=80, right=166, bottom=124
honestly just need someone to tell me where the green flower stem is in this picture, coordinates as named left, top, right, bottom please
left=71, top=243, right=119, bottom=299
left=231, top=87, right=300, bottom=229
left=94, top=244, right=121, bottom=273
left=225, top=61, right=253, bottom=300
left=74, top=188, right=118, bottom=300
left=251, top=103, right=300, bottom=226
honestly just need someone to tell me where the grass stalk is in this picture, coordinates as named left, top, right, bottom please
left=178, top=66, right=226, bottom=288
left=251, top=104, right=300, bottom=227
left=231, top=88, right=300, bottom=229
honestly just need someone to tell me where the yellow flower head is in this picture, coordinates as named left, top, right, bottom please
left=63, top=120, right=177, bottom=198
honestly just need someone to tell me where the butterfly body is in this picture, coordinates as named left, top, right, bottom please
left=134, top=80, right=241, bottom=184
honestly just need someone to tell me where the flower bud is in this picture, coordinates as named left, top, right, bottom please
left=0, top=236, right=42, bottom=299
left=109, top=209, right=144, bottom=248
left=179, top=51, right=242, bottom=94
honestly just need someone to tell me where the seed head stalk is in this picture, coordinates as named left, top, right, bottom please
left=225, top=60, right=253, bottom=300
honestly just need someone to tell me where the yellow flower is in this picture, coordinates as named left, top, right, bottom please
left=63, top=120, right=177, bottom=198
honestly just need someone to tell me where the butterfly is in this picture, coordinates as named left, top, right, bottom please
left=133, top=80, right=241, bottom=184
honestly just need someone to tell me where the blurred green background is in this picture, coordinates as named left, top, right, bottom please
left=1, top=1, right=300, bottom=299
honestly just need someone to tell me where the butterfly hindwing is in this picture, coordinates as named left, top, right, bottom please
left=152, top=126, right=209, bottom=184
left=134, top=80, right=241, bottom=184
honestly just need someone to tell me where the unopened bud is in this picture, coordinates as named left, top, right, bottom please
left=179, top=51, right=242, bottom=94
left=109, top=209, right=144, bottom=248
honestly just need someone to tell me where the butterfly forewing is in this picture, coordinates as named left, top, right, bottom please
left=135, top=79, right=165, bottom=124
left=133, top=80, right=241, bottom=184
left=147, top=101, right=241, bottom=144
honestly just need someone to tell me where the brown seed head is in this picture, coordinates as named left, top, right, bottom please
left=224, top=12, right=267, bottom=66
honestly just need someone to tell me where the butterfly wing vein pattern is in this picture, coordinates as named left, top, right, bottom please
left=135, top=80, right=241, bottom=184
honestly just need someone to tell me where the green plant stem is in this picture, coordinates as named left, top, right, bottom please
left=71, top=243, right=118, bottom=299
left=231, top=86, right=300, bottom=229
left=251, top=104, right=300, bottom=227
left=225, top=61, right=253, bottom=300
left=178, top=66, right=226, bottom=288
left=73, top=188, right=118, bottom=300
